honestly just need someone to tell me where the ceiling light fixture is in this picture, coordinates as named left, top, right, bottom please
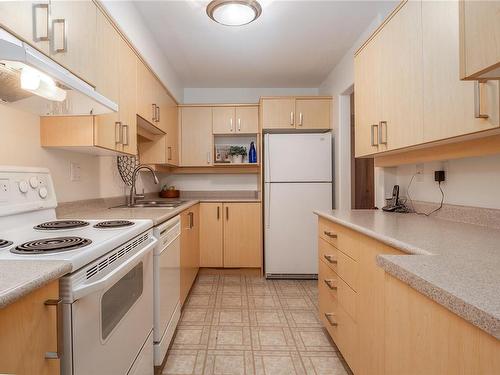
left=207, top=0, right=262, bottom=26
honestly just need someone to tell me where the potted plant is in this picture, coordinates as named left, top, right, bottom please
left=228, top=146, right=247, bottom=164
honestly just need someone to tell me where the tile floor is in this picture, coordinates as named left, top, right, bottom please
left=161, top=269, right=350, bottom=375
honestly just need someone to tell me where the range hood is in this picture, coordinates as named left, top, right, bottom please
left=0, top=27, right=118, bottom=116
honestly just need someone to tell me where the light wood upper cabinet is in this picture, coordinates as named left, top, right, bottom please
left=295, top=99, right=331, bottom=129
left=236, top=106, right=259, bottom=133
left=137, top=61, right=164, bottom=131
left=213, top=107, right=236, bottom=134
left=223, top=203, right=261, bottom=268
left=423, top=0, right=499, bottom=143
left=199, top=203, right=224, bottom=267
left=0, top=1, right=51, bottom=55
left=460, top=0, right=500, bottom=80
left=261, top=98, right=295, bottom=129
left=0, top=281, right=60, bottom=375
left=180, top=107, right=213, bottom=166
left=378, top=0, right=423, bottom=152
left=180, top=205, right=200, bottom=305
left=49, top=0, right=97, bottom=85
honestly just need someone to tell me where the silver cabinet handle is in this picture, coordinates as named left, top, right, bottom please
left=168, top=146, right=172, bottom=161
left=324, top=313, right=338, bottom=327
left=323, top=254, right=337, bottom=264
left=230, top=117, right=233, bottom=132
left=115, top=122, right=122, bottom=144
left=299, top=112, right=303, bottom=126
left=33, top=3, right=50, bottom=42
left=152, top=104, right=156, bottom=122
left=226, top=206, right=229, bottom=221
left=474, top=81, right=489, bottom=119
left=156, top=105, right=160, bottom=123
left=51, top=18, right=67, bottom=53
left=323, top=230, right=337, bottom=239
left=207, top=151, right=211, bottom=164
left=324, top=279, right=337, bottom=290
left=44, top=298, right=63, bottom=360
left=371, top=124, right=379, bottom=146
left=238, top=118, right=241, bottom=131
left=290, top=111, right=294, bottom=126
left=379, top=121, right=387, bottom=145
left=122, top=124, right=129, bottom=146
left=217, top=205, right=220, bottom=220
left=188, top=212, right=194, bottom=229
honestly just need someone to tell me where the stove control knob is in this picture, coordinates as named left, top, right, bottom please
left=19, top=180, right=29, bottom=193
left=39, top=186, right=48, bottom=199
left=29, top=176, right=39, bottom=189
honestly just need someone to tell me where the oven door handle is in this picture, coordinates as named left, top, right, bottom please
left=72, top=239, right=157, bottom=301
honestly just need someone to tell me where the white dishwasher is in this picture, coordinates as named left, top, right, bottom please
left=153, top=216, right=181, bottom=366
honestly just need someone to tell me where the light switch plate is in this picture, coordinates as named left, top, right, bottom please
left=416, top=164, right=424, bottom=182
left=70, top=162, right=81, bottom=182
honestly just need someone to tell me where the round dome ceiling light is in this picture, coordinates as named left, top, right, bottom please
left=207, top=0, right=262, bottom=26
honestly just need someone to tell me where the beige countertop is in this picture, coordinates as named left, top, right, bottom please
left=0, top=260, right=71, bottom=308
left=314, top=209, right=500, bottom=340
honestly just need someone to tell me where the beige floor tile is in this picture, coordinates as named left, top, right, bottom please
left=300, top=352, right=349, bottom=375
left=249, top=309, right=289, bottom=327
left=216, top=293, right=249, bottom=309
left=247, top=295, right=281, bottom=310
left=180, top=308, right=214, bottom=326
left=221, top=284, right=245, bottom=294
left=172, top=326, right=211, bottom=350
left=197, top=274, right=220, bottom=284
left=208, top=326, right=252, bottom=350
left=204, top=350, right=254, bottom=375
left=162, top=349, right=206, bottom=375
left=186, top=293, right=217, bottom=308
left=221, top=275, right=245, bottom=285
left=246, top=284, right=276, bottom=296
left=250, top=327, right=296, bottom=351
left=273, top=280, right=308, bottom=296
left=212, top=309, right=250, bottom=326
left=253, top=351, right=306, bottom=375
left=191, top=283, right=218, bottom=295
left=279, top=296, right=315, bottom=310
left=284, top=310, right=322, bottom=328
left=292, top=328, right=336, bottom=352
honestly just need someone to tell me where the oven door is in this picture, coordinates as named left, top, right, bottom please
left=71, top=248, right=153, bottom=375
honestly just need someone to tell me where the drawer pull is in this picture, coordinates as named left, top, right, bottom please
left=323, top=254, right=337, bottom=264
left=324, top=279, right=337, bottom=290
left=44, top=298, right=63, bottom=360
left=324, top=313, right=338, bottom=327
left=323, top=231, right=337, bottom=239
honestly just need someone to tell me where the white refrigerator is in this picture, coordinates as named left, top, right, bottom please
left=264, top=133, right=333, bottom=278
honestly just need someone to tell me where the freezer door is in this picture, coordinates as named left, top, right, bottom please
left=264, top=133, right=332, bottom=182
left=264, top=182, right=332, bottom=276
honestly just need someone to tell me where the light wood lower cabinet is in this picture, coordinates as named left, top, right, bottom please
left=180, top=204, right=200, bottom=305
left=199, top=202, right=262, bottom=268
left=317, top=216, right=500, bottom=374
left=0, top=281, right=60, bottom=375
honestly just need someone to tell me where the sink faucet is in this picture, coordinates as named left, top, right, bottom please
left=129, top=165, right=159, bottom=206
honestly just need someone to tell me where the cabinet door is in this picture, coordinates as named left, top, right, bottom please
left=119, top=38, right=138, bottom=155
left=213, top=107, right=235, bottom=134
left=163, top=92, right=179, bottom=165
left=460, top=1, right=500, bottom=79
left=154, top=80, right=167, bottom=133
left=235, top=106, right=259, bottom=133
left=378, top=0, right=423, bottom=151
left=295, top=99, right=331, bottom=130
left=423, top=0, right=499, bottom=143
left=49, top=0, right=97, bottom=85
left=0, top=281, right=60, bottom=375
left=180, top=107, right=213, bottom=166
left=199, top=203, right=223, bottom=267
left=137, top=61, right=157, bottom=126
left=0, top=1, right=50, bottom=54
left=261, top=98, right=296, bottom=129
left=180, top=209, right=192, bottom=305
left=223, top=203, right=261, bottom=268
left=354, top=34, right=382, bottom=157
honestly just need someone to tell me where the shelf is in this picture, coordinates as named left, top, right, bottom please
left=153, top=165, right=260, bottom=174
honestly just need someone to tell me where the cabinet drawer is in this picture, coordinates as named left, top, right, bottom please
left=318, top=218, right=358, bottom=260
left=319, top=279, right=358, bottom=372
left=319, top=238, right=358, bottom=291
left=319, top=259, right=356, bottom=321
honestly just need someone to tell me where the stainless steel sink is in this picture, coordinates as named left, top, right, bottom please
left=110, top=200, right=187, bottom=209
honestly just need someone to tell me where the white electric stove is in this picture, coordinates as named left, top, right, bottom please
left=0, top=166, right=157, bottom=375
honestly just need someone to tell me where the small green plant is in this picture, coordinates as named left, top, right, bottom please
left=228, top=146, right=247, bottom=157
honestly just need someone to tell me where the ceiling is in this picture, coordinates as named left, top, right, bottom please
left=134, top=0, right=396, bottom=88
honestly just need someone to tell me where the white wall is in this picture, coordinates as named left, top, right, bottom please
left=101, top=1, right=184, bottom=102
left=183, top=87, right=319, bottom=104
left=394, top=155, right=500, bottom=210
left=0, top=104, right=159, bottom=203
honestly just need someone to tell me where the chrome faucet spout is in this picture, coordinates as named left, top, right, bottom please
left=128, top=165, right=159, bottom=206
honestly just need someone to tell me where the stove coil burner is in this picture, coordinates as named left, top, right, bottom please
left=34, top=220, right=90, bottom=231
left=94, top=220, right=135, bottom=229
left=0, top=239, right=13, bottom=248
left=11, top=237, right=92, bottom=254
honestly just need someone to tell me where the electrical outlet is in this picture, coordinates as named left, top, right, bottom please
left=70, top=162, right=81, bottom=182
left=416, top=164, right=424, bottom=182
